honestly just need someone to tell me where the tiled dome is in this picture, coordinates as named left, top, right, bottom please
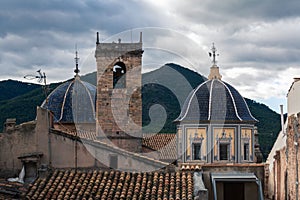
left=175, top=78, right=257, bottom=123
left=41, top=77, right=96, bottom=123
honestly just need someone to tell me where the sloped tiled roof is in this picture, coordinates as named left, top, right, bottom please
left=142, top=133, right=177, bottom=161
left=67, top=130, right=98, bottom=140
left=56, top=129, right=177, bottom=162
left=26, top=169, right=194, bottom=200
left=0, top=179, right=28, bottom=199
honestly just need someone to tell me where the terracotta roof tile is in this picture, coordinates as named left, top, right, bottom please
left=0, top=179, right=28, bottom=199
left=65, top=130, right=98, bottom=140
left=54, top=129, right=177, bottom=162
left=26, top=169, right=194, bottom=200
left=142, top=134, right=177, bottom=161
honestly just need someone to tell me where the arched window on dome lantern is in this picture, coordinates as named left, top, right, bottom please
left=190, top=132, right=204, bottom=160
left=113, top=62, right=126, bottom=88
left=216, top=130, right=232, bottom=161
left=241, top=129, right=252, bottom=161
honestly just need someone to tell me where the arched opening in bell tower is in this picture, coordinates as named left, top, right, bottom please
left=113, top=62, right=126, bottom=88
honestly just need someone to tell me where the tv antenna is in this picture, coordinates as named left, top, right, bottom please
left=24, top=69, right=48, bottom=102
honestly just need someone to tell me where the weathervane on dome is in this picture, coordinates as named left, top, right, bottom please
left=208, top=43, right=219, bottom=66
left=208, top=43, right=222, bottom=80
left=74, top=44, right=80, bottom=76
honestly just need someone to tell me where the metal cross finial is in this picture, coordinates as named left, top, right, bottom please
left=209, top=43, right=219, bottom=65
left=74, top=44, right=80, bottom=75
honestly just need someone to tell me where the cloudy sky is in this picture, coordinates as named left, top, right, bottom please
left=1, top=0, right=300, bottom=113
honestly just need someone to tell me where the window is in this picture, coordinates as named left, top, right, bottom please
left=241, top=129, right=251, bottom=161
left=193, top=143, right=201, bottom=160
left=189, top=132, right=204, bottom=161
left=113, top=62, right=126, bottom=88
left=220, top=143, right=229, bottom=160
left=244, top=143, right=249, bottom=160
left=215, top=130, right=232, bottom=161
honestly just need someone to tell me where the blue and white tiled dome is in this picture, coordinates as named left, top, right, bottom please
left=41, top=76, right=96, bottom=123
left=175, top=77, right=257, bottom=123
left=175, top=43, right=257, bottom=124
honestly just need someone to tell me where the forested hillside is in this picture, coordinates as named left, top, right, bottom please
left=0, top=64, right=281, bottom=159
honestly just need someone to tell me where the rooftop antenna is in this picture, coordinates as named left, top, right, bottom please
left=208, top=43, right=219, bottom=65
left=74, top=44, right=80, bottom=76
left=24, top=69, right=48, bottom=102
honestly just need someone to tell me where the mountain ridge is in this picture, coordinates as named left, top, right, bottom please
left=0, top=63, right=280, bottom=159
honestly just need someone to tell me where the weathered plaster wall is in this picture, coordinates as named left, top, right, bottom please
left=0, top=107, right=167, bottom=177
left=0, top=121, right=36, bottom=177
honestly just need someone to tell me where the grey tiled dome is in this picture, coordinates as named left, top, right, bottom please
left=41, top=77, right=96, bottom=123
left=175, top=79, right=257, bottom=123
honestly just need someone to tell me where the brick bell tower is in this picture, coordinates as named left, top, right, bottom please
left=95, top=32, right=143, bottom=152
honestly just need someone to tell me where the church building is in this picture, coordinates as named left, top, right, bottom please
left=175, top=44, right=258, bottom=164
left=0, top=34, right=267, bottom=200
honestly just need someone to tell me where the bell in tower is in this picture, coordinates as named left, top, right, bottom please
left=95, top=32, right=143, bottom=152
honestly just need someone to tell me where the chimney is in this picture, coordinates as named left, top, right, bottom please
left=139, top=32, right=142, bottom=43
left=4, top=118, right=16, bottom=133
left=96, top=32, right=100, bottom=45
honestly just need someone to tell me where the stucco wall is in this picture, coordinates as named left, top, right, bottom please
left=0, top=121, right=36, bottom=177
left=288, top=79, right=300, bottom=116
left=0, top=107, right=167, bottom=178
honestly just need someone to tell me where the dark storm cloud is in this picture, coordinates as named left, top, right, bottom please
left=0, top=0, right=300, bottom=109
left=171, top=0, right=300, bottom=62
left=0, top=0, right=161, bottom=36
left=0, top=0, right=166, bottom=81
left=174, top=0, right=300, bottom=26
left=168, top=0, right=300, bottom=75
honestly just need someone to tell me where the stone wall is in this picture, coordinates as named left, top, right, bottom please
left=95, top=38, right=143, bottom=152
left=286, top=114, right=300, bottom=200
left=268, top=113, right=300, bottom=200
left=273, top=147, right=287, bottom=200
